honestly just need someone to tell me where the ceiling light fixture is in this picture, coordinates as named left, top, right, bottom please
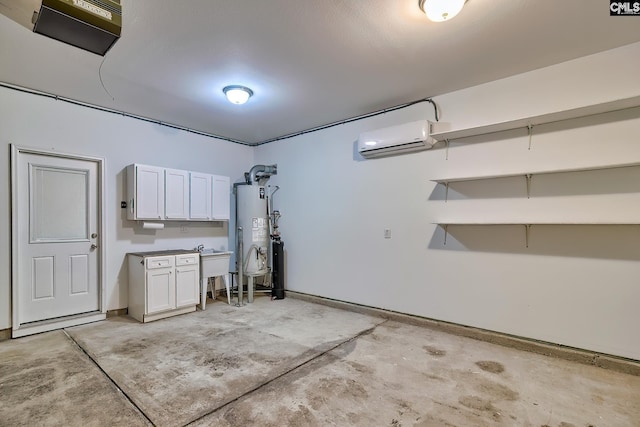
left=418, top=0, right=466, bottom=22
left=223, top=85, right=253, bottom=105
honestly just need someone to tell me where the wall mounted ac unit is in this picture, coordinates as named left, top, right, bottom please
left=357, top=120, right=436, bottom=159
left=0, top=0, right=122, bottom=55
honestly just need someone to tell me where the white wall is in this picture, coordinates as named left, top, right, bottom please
left=255, top=42, right=640, bottom=360
left=0, top=88, right=254, bottom=329
left=2, top=42, right=639, bottom=360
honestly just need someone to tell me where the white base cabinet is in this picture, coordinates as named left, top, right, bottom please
left=175, top=255, right=200, bottom=307
left=128, top=252, right=200, bottom=323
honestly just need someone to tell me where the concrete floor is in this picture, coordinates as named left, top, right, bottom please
left=1, top=296, right=638, bottom=427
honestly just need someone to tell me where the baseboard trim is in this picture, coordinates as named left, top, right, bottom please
left=0, top=328, right=11, bottom=341
left=106, top=308, right=128, bottom=318
left=287, top=291, right=640, bottom=376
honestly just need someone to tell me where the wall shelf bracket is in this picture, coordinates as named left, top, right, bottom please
left=525, top=174, right=532, bottom=199
left=525, top=224, right=531, bottom=248
left=527, top=124, right=534, bottom=150
left=445, top=139, right=450, bottom=160
left=443, top=224, right=448, bottom=246
left=444, top=182, right=449, bottom=202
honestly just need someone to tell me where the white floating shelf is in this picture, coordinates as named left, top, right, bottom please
left=432, top=222, right=638, bottom=246
left=433, top=221, right=639, bottom=225
left=430, top=96, right=640, bottom=142
left=431, top=161, right=640, bottom=184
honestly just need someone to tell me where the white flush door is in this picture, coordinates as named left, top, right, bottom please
left=13, top=147, right=104, bottom=336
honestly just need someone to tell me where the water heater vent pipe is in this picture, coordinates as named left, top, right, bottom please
left=247, top=164, right=278, bottom=184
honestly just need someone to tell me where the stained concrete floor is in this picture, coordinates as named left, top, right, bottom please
left=1, top=296, right=639, bottom=427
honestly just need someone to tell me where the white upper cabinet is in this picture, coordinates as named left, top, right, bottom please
left=212, top=175, right=230, bottom=220
left=127, top=164, right=164, bottom=220
left=189, top=172, right=212, bottom=220
left=127, top=163, right=230, bottom=222
left=164, top=168, right=189, bottom=219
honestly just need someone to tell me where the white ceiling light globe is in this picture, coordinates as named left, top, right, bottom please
left=223, top=85, right=253, bottom=105
left=419, top=0, right=466, bottom=22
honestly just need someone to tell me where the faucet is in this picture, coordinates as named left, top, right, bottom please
left=195, top=244, right=204, bottom=252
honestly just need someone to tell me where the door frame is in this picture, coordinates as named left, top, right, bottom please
left=11, top=145, right=107, bottom=337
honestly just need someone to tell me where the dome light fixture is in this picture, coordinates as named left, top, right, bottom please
left=418, top=0, right=466, bottom=22
left=223, top=85, right=253, bottom=105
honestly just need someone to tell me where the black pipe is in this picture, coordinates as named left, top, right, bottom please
left=271, top=240, right=285, bottom=299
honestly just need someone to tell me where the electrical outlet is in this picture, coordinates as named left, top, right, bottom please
left=384, top=229, right=391, bottom=239
left=180, top=225, right=188, bottom=233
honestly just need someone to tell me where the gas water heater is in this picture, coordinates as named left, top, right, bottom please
left=236, top=184, right=270, bottom=275
left=235, top=164, right=283, bottom=304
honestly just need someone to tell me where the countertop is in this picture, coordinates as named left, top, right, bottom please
left=128, top=249, right=199, bottom=257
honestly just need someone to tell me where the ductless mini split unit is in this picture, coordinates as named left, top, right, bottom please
left=0, top=0, right=122, bottom=55
left=357, top=120, right=436, bottom=159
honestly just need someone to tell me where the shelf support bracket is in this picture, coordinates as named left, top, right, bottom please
left=525, top=224, right=531, bottom=248
left=527, top=124, right=534, bottom=150
left=445, top=139, right=450, bottom=160
left=445, top=182, right=449, bottom=203
left=525, top=174, right=532, bottom=199
left=443, top=224, right=448, bottom=246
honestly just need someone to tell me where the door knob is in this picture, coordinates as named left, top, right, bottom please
left=91, top=233, right=98, bottom=238
left=90, top=244, right=98, bottom=250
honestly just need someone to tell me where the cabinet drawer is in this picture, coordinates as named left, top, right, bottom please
left=146, top=256, right=175, bottom=269
left=176, top=254, right=199, bottom=266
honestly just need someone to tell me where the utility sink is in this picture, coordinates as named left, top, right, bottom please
left=200, top=249, right=232, bottom=256
left=199, top=249, right=232, bottom=276
left=199, top=250, right=233, bottom=308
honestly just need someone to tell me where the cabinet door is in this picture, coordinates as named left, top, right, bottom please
left=165, top=168, right=189, bottom=219
left=212, top=175, right=230, bottom=220
left=175, top=266, right=199, bottom=307
left=136, top=165, right=165, bottom=220
left=189, top=172, right=212, bottom=220
left=147, top=268, right=175, bottom=314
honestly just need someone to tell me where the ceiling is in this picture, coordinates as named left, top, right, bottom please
left=1, top=1, right=639, bottom=145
